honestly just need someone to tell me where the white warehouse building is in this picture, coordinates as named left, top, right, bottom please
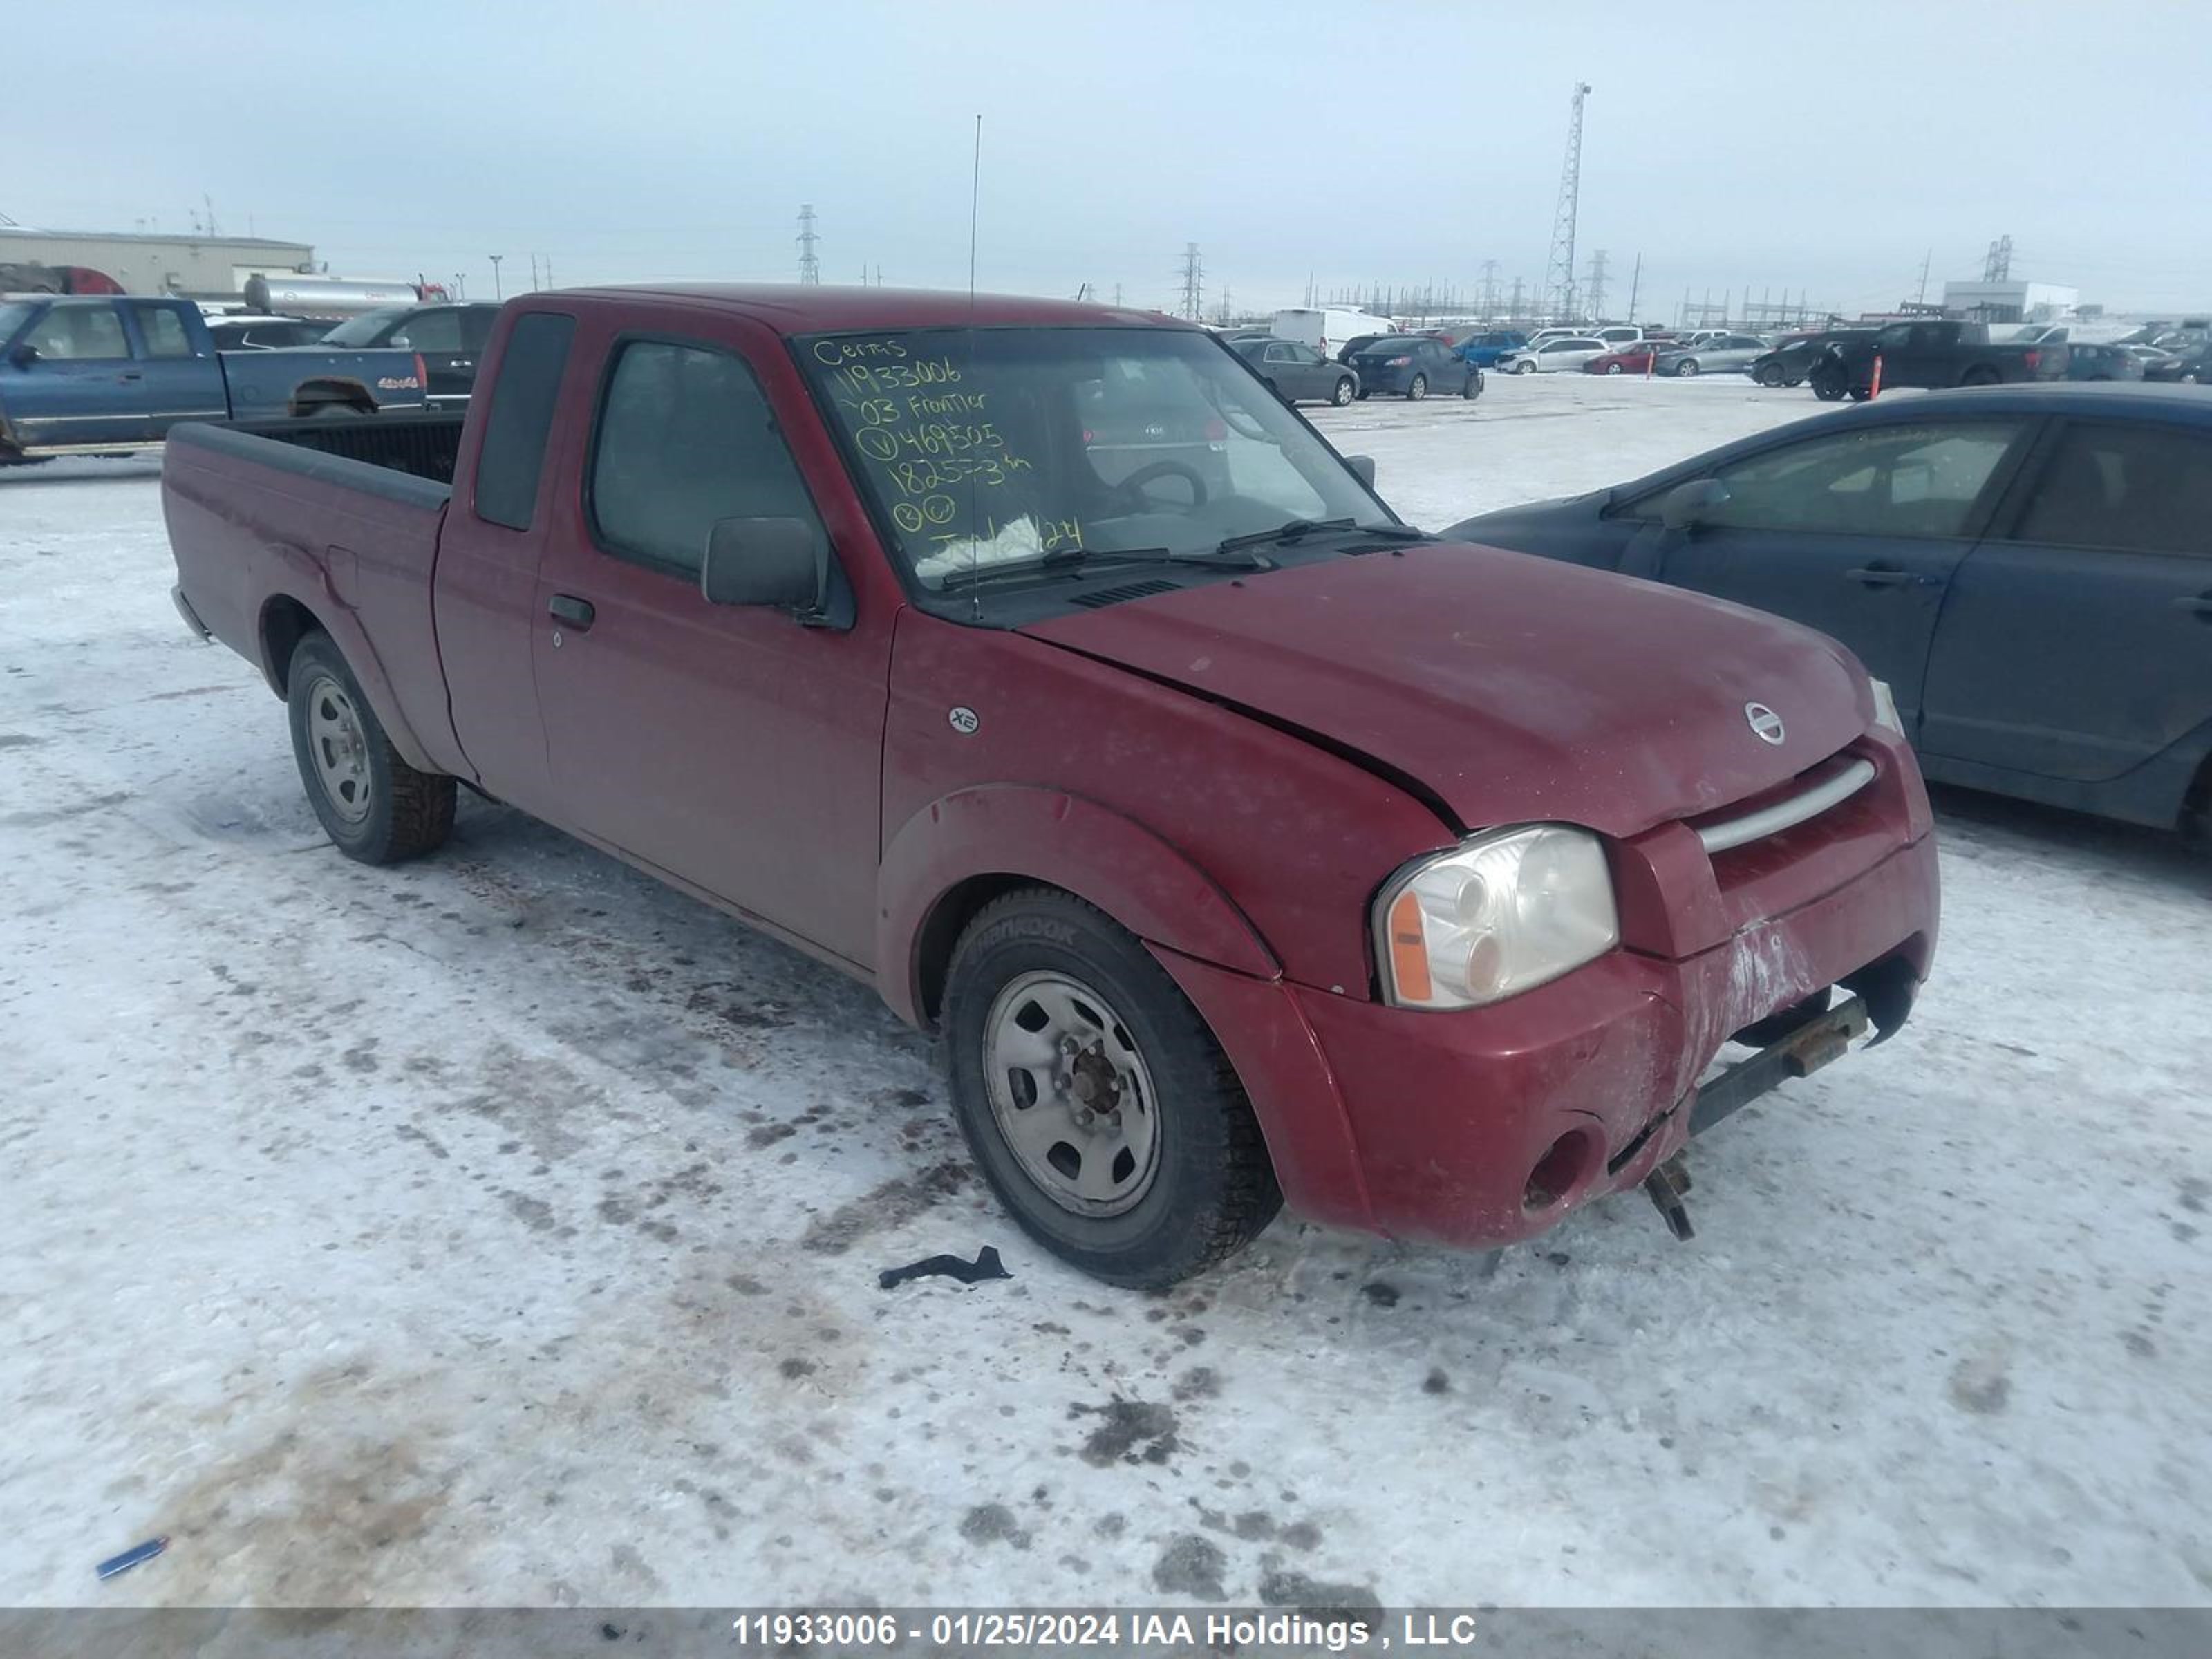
left=0, top=226, right=316, bottom=299
left=1940, top=279, right=2081, bottom=324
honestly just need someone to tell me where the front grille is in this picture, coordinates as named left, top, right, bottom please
left=1689, top=749, right=1877, bottom=856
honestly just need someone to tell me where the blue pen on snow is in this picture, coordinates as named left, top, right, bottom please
left=95, top=1537, right=168, bottom=1580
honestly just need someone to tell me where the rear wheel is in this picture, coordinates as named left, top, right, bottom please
left=1331, top=376, right=1354, bottom=406
left=1961, top=366, right=2002, bottom=386
left=942, top=890, right=1282, bottom=1287
left=1406, top=373, right=1427, bottom=401
left=285, top=632, right=455, bottom=864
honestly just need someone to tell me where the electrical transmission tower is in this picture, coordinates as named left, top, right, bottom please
left=1544, top=82, right=1592, bottom=321
left=1479, top=260, right=1499, bottom=317
left=1178, top=243, right=1203, bottom=321
left=1584, top=249, right=1610, bottom=321
left=797, top=204, right=821, bottom=285
left=1982, top=235, right=2012, bottom=282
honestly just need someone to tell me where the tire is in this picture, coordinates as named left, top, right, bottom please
left=306, top=401, right=366, bottom=420
left=941, top=888, right=1282, bottom=1288
left=285, top=632, right=456, bottom=864
left=1961, top=366, right=2001, bottom=387
left=1605, top=362, right=1624, bottom=375
left=1674, top=358, right=1700, bottom=377
left=1754, top=363, right=1784, bottom=388
left=1406, top=373, right=1427, bottom=402
left=1512, top=359, right=1535, bottom=375
left=1461, top=371, right=1482, bottom=400
left=1811, top=368, right=1846, bottom=401
left=1847, top=386, right=1873, bottom=402
left=1330, top=376, right=1353, bottom=406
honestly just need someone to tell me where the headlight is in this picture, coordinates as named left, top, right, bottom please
left=1374, top=825, right=1620, bottom=1011
left=1869, top=677, right=1904, bottom=737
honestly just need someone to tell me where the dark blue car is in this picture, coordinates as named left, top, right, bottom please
left=1445, top=384, right=2212, bottom=838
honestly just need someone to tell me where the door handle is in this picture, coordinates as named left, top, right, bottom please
left=547, top=594, right=595, bottom=631
left=120, top=371, right=144, bottom=382
left=2172, top=594, right=2212, bottom=619
left=1844, top=565, right=1920, bottom=587
left=453, top=359, right=474, bottom=369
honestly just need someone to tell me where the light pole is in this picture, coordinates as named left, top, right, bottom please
left=489, top=254, right=503, bottom=300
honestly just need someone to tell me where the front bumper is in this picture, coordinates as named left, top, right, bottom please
left=1158, top=804, right=1938, bottom=1250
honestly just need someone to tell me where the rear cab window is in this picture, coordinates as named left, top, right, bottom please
left=472, top=311, right=577, bottom=532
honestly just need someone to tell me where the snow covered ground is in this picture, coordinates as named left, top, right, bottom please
left=3, top=375, right=2207, bottom=1611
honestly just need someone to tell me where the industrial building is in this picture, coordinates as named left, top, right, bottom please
left=1940, top=278, right=2081, bottom=324
left=0, top=225, right=315, bottom=299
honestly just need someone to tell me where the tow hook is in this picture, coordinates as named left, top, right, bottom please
left=1644, top=1156, right=1694, bottom=1241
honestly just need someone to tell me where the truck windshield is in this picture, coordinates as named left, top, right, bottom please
left=796, top=326, right=1390, bottom=591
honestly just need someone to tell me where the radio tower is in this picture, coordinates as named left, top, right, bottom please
left=797, top=204, right=821, bottom=285
left=1178, top=242, right=1204, bottom=321
left=1544, top=82, right=1592, bottom=321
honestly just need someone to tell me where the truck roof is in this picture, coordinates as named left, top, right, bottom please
left=550, top=283, right=1193, bottom=334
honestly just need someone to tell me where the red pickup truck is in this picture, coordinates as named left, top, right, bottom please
left=164, top=285, right=1940, bottom=1287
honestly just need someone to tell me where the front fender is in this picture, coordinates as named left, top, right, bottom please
left=877, top=784, right=1280, bottom=1028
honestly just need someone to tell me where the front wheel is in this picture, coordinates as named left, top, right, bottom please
left=1406, top=373, right=1427, bottom=401
left=1461, top=371, right=1483, bottom=400
left=1754, top=363, right=1784, bottom=388
left=1513, top=359, right=1535, bottom=375
left=286, top=632, right=456, bottom=863
left=1331, top=376, right=1354, bottom=406
left=1674, top=358, right=1700, bottom=377
left=942, top=890, right=1282, bottom=1288
left=1605, top=362, right=1624, bottom=375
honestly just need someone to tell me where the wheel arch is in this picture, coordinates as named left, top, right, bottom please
left=288, top=376, right=376, bottom=415
left=879, top=785, right=1281, bottom=1031
left=254, top=591, right=442, bottom=773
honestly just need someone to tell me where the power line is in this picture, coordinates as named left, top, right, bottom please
left=1544, top=82, right=1592, bottom=321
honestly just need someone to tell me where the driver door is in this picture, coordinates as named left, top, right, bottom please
left=1640, top=415, right=2034, bottom=733
left=527, top=322, right=893, bottom=967
left=3, top=302, right=148, bottom=447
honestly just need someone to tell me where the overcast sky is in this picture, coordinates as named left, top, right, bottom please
left=13, top=0, right=2209, bottom=319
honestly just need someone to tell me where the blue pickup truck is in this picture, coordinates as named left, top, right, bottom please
left=0, top=295, right=427, bottom=462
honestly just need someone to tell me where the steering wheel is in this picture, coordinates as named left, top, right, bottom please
left=1114, top=458, right=1210, bottom=511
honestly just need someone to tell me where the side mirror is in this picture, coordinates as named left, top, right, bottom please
left=1660, top=478, right=1729, bottom=532
left=1344, top=454, right=1378, bottom=489
left=8, top=344, right=38, bottom=368
left=700, top=516, right=825, bottom=614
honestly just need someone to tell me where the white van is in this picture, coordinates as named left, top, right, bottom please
left=1273, top=307, right=1397, bottom=359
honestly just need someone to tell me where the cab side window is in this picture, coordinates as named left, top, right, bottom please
left=22, top=305, right=129, bottom=361
left=588, top=338, right=825, bottom=578
left=133, top=306, right=196, bottom=359
left=393, top=310, right=464, bottom=353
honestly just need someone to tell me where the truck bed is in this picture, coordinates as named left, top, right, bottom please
left=163, top=419, right=467, bottom=779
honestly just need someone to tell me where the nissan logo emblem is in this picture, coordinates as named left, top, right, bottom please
left=1745, top=702, right=1786, bottom=746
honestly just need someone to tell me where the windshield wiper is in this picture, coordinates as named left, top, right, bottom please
left=1213, top=518, right=1432, bottom=556
left=936, top=544, right=1270, bottom=592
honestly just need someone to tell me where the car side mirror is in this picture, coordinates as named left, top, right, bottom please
left=1344, top=454, right=1377, bottom=489
left=1660, top=478, right=1729, bottom=532
left=701, top=517, right=825, bottom=615
left=8, top=344, right=37, bottom=368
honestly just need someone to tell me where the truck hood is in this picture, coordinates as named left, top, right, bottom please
left=1020, top=542, right=1872, bottom=838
